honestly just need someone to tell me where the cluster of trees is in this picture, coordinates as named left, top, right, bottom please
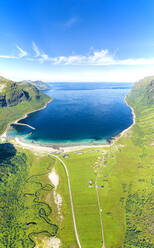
left=0, top=143, right=58, bottom=248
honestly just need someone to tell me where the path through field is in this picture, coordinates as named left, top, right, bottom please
left=95, top=174, right=106, bottom=248
left=49, top=154, right=82, bottom=248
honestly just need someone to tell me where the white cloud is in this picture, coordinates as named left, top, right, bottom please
left=117, top=58, right=154, bottom=65
left=16, top=45, right=27, bottom=58
left=39, top=53, right=50, bottom=63
left=51, top=49, right=154, bottom=66
left=32, top=41, right=41, bottom=57
left=0, top=55, right=17, bottom=59
left=1, top=43, right=154, bottom=69
left=0, top=46, right=27, bottom=59
left=31, top=41, right=51, bottom=63
left=64, top=17, right=79, bottom=29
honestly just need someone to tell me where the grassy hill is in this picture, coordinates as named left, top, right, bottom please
left=99, top=77, right=154, bottom=247
left=0, top=76, right=51, bottom=135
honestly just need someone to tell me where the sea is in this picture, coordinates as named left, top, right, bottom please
left=7, top=82, right=134, bottom=146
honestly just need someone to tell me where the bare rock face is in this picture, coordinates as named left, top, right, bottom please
left=7, top=89, right=30, bottom=106
left=0, top=88, right=30, bottom=108
left=0, top=95, right=7, bottom=107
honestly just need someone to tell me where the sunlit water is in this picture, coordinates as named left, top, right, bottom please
left=7, top=82, right=133, bottom=146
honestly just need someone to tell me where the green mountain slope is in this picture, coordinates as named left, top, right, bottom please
left=0, top=76, right=51, bottom=135
left=99, top=76, right=154, bottom=247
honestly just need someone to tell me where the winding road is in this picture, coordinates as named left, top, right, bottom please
left=49, top=154, right=82, bottom=248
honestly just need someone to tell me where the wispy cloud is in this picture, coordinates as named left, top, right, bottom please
left=31, top=41, right=50, bottom=63
left=1, top=43, right=154, bottom=67
left=64, top=17, right=79, bottom=29
left=51, top=49, right=154, bottom=66
left=32, top=41, right=41, bottom=57
left=16, top=45, right=27, bottom=58
left=0, top=55, right=17, bottom=59
left=52, top=49, right=114, bottom=65
left=0, top=45, right=27, bottom=59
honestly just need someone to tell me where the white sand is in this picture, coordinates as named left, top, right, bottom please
left=35, top=237, right=61, bottom=248
left=48, top=168, right=63, bottom=220
left=53, top=191, right=63, bottom=218
left=14, top=137, right=110, bottom=153
left=48, top=168, right=59, bottom=189
left=46, top=237, right=61, bottom=248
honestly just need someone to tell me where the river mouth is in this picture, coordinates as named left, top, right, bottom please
left=7, top=82, right=134, bottom=146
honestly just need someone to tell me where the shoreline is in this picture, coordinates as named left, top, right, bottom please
left=3, top=96, right=136, bottom=153
left=14, top=98, right=53, bottom=127
left=0, top=98, right=52, bottom=140
left=108, top=95, right=136, bottom=144
left=13, top=137, right=112, bottom=153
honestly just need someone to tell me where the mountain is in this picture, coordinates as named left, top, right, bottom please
left=22, top=80, right=51, bottom=91
left=0, top=76, right=52, bottom=135
left=127, top=76, right=154, bottom=107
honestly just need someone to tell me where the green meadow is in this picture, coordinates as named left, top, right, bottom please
left=59, top=151, right=104, bottom=248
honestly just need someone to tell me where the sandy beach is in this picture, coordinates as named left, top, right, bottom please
left=13, top=137, right=111, bottom=153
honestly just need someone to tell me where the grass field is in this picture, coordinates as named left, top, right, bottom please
left=58, top=150, right=105, bottom=248
left=55, top=112, right=153, bottom=247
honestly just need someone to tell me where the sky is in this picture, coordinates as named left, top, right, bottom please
left=0, top=0, right=154, bottom=82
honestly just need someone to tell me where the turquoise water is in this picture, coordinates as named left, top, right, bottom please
left=7, top=82, right=133, bottom=145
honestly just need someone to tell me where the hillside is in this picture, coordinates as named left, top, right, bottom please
left=0, top=76, right=51, bottom=135
left=98, top=76, right=154, bottom=247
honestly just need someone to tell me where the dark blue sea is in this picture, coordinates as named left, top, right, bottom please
left=7, top=82, right=134, bottom=145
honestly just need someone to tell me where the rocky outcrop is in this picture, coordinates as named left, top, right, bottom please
left=7, top=89, right=30, bottom=107
left=0, top=84, right=30, bottom=108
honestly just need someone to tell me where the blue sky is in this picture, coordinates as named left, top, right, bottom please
left=0, top=0, right=154, bottom=82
